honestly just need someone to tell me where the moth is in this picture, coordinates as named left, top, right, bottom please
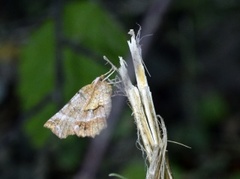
left=44, top=75, right=112, bottom=139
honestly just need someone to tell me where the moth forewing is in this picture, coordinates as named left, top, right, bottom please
left=44, top=76, right=112, bottom=138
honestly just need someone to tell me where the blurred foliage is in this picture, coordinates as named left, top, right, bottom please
left=120, top=160, right=146, bottom=178
left=55, top=137, right=86, bottom=171
left=23, top=103, right=56, bottom=147
left=199, top=90, right=229, bottom=125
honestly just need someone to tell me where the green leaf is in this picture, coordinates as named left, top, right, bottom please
left=63, top=1, right=127, bottom=59
left=19, top=20, right=55, bottom=110
left=63, top=49, right=109, bottom=99
left=23, top=103, right=56, bottom=148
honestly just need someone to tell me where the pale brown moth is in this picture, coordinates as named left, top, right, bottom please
left=44, top=74, right=112, bottom=139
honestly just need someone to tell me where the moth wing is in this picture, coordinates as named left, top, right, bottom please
left=74, top=81, right=112, bottom=137
left=44, top=86, right=88, bottom=139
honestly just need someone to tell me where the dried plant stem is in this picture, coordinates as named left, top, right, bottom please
left=118, top=58, right=153, bottom=159
left=117, top=29, right=172, bottom=179
left=128, top=29, right=162, bottom=147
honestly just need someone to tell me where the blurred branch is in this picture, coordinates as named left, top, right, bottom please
left=53, top=0, right=64, bottom=107
left=140, top=0, right=171, bottom=57
left=62, top=38, right=103, bottom=65
left=74, top=96, right=126, bottom=179
left=74, top=0, right=171, bottom=178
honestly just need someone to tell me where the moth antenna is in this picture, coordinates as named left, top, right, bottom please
left=102, top=56, right=118, bottom=81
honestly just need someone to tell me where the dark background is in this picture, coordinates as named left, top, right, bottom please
left=0, top=0, right=240, bottom=178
